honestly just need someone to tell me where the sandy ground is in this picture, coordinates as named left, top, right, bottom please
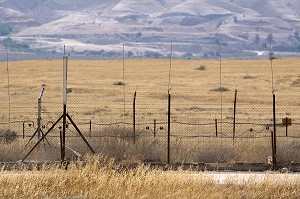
left=179, top=171, right=300, bottom=184
left=2, top=170, right=299, bottom=185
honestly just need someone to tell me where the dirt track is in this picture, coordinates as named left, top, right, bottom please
left=1, top=161, right=300, bottom=172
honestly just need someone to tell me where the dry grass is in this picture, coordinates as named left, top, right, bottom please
left=0, top=133, right=294, bottom=164
left=0, top=58, right=299, bottom=126
left=1, top=58, right=300, bottom=163
left=0, top=155, right=299, bottom=199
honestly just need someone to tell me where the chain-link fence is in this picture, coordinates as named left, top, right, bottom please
left=0, top=59, right=300, bottom=163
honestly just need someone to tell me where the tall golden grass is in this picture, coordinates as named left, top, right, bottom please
left=0, top=155, right=299, bottom=199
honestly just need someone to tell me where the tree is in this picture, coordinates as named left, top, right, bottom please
left=127, top=51, right=134, bottom=58
left=0, top=23, right=12, bottom=36
left=296, top=44, right=300, bottom=53
left=233, top=16, right=238, bottom=23
left=266, top=33, right=274, bottom=44
left=254, top=34, right=260, bottom=44
left=144, top=51, right=163, bottom=58
left=1, top=37, right=29, bottom=49
left=294, top=31, right=300, bottom=41
left=136, top=32, right=142, bottom=38
left=2, top=37, right=15, bottom=47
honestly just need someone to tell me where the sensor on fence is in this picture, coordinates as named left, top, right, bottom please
left=66, top=88, right=72, bottom=94
left=22, top=46, right=95, bottom=163
left=160, top=126, right=164, bottom=130
left=282, top=118, right=292, bottom=126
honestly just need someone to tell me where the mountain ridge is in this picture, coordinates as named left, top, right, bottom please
left=1, top=0, right=300, bottom=60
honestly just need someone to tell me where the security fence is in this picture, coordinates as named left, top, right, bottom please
left=0, top=58, right=300, bottom=163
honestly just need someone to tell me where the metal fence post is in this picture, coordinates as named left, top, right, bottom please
left=272, top=94, right=277, bottom=165
left=167, top=93, right=171, bottom=164
left=215, top=119, right=218, bottom=137
left=285, top=117, right=288, bottom=137
left=233, top=89, right=237, bottom=142
left=271, top=130, right=275, bottom=165
left=23, top=122, right=25, bottom=139
left=133, top=90, right=136, bottom=144
left=89, top=120, right=92, bottom=138
left=60, top=130, right=63, bottom=161
left=154, top=119, right=156, bottom=138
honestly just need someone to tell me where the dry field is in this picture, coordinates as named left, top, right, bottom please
left=1, top=58, right=299, bottom=122
left=0, top=156, right=300, bottom=198
left=1, top=155, right=300, bottom=199
left=0, top=58, right=300, bottom=163
left=1, top=59, right=300, bottom=198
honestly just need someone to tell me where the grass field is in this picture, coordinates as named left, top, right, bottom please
left=1, top=155, right=300, bottom=199
left=0, top=58, right=300, bottom=163
left=1, top=58, right=300, bottom=198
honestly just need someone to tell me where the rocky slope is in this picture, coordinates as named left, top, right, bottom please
left=1, top=0, right=300, bottom=59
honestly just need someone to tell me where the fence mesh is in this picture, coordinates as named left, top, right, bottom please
left=0, top=58, right=300, bottom=163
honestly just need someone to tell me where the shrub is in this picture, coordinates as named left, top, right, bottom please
left=210, top=86, right=230, bottom=92
left=243, top=74, right=256, bottom=79
left=0, top=129, right=17, bottom=143
left=195, top=65, right=206, bottom=70
left=113, top=81, right=126, bottom=85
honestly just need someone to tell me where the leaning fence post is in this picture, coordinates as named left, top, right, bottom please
left=167, top=93, right=171, bottom=164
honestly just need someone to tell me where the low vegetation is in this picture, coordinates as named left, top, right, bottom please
left=0, top=129, right=17, bottom=143
left=0, top=155, right=299, bottom=199
left=243, top=74, right=256, bottom=79
left=1, top=131, right=295, bottom=164
left=0, top=58, right=300, bottom=197
left=195, top=64, right=206, bottom=70
left=0, top=58, right=300, bottom=164
left=113, top=81, right=126, bottom=85
left=210, top=86, right=230, bottom=92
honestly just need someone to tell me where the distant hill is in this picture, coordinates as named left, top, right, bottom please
left=1, top=0, right=300, bottom=60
